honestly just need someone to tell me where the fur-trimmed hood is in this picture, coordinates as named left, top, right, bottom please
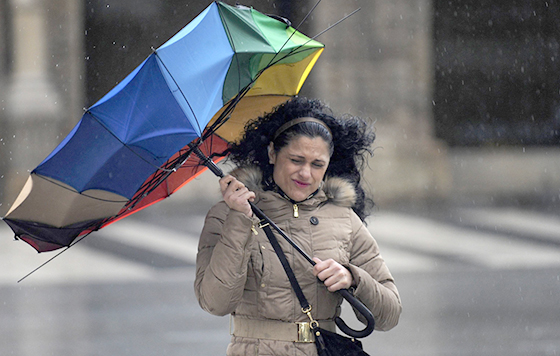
left=230, top=166, right=357, bottom=208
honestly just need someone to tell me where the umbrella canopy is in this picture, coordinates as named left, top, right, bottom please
left=3, top=1, right=324, bottom=252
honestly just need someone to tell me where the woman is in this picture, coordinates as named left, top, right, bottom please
left=195, top=97, right=401, bottom=356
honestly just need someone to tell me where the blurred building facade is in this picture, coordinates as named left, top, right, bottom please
left=1, top=0, right=559, bottom=214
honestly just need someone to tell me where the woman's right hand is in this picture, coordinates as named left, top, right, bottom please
left=219, top=175, right=255, bottom=217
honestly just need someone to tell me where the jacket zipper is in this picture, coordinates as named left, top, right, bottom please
left=293, top=203, right=299, bottom=218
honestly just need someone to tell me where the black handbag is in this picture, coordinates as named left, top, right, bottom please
left=313, top=327, right=368, bottom=356
left=262, top=225, right=371, bottom=356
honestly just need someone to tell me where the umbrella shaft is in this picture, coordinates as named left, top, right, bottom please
left=191, top=145, right=225, bottom=178
left=249, top=202, right=314, bottom=265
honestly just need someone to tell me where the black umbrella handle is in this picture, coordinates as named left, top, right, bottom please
left=335, top=289, right=375, bottom=338
left=193, top=146, right=375, bottom=338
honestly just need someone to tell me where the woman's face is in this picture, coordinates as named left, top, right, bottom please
left=268, top=135, right=331, bottom=202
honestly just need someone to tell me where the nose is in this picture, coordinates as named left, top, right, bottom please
left=298, top=164, right=311, bottom=179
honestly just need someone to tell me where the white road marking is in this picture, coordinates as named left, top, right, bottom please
left=3, top=207, right=560, bottom=285
left=369, top=211, right=560, bottom=270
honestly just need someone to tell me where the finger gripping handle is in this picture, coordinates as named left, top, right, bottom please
left=335, top=289, right=375, bottom=338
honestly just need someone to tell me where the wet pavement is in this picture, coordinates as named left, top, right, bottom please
left=1, top=197, right=560, bottom=355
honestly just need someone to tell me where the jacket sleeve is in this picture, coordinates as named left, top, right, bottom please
left=346, top=212, right=402, bottom=331
left=194, top=201, right=257, bottom=316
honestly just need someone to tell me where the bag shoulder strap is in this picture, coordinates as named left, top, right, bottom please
left=262, top=225, right=310, bottom=311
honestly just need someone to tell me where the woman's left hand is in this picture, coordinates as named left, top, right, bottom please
left=312, top=257, right=355, bottom=292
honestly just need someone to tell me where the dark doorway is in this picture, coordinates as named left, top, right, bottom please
left=433, top=0, right=560, bottom=146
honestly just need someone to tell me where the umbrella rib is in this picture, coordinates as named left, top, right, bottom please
left=201, top=82, right=253, bottom=140
left=310, top=8, right=361, bottom=40
left=18, top=245, right=72, bottom=283
left=35, top=174, right=128, bottom=203
left=17, top=227, right=101, bottom=283
left=86, top=110, right=176, bottom=173
left=152, top=51, right=203, bottom=136
left=263, top=0, right=323, bottom=71
left=264, top=7, right=360, bottom=71
left=262, top=46, right=317, bottom=71
left=124, top=149, right=193, bottom=211
left=295, top=0, right=322, bottom=30
left=217, top=4, right=244, bottom=97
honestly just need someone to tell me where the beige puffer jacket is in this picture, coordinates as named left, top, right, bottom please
left=195, top=167, right=401, bottom=356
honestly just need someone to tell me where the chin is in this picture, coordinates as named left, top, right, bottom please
left=291, top=191, right=312, bottom=202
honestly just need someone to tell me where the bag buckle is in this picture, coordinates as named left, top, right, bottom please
left=296, top=305, right=319, bottom=343
left=296, top=322, right=315, bottom=343
left=258, top=220, right=270, bottom=229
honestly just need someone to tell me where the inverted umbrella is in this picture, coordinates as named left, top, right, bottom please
left=2, top=1, right=324, bottom=252
left=3, top=1, right=375, bottom=338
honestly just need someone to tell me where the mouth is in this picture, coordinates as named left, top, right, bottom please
left=293, top=180, right=311, bottom=188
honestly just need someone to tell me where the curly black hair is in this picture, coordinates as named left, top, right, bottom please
left=225, top=97, right=376, bottom=220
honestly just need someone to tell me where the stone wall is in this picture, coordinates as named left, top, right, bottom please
left=305, top=0, right=451, bottom=205
left=0, top=0, right=83, bottom=215
left=2, top=0, right=558, bottom=214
